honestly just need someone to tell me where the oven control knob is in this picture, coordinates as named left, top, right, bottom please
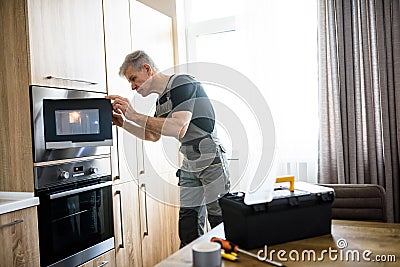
left=88, top=167, right=98, bottom=175
left=59, top=171, right=70, bottom=179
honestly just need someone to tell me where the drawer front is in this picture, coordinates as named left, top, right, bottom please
left=78, top=249, right=116, bottom=267
left=0, top=207, right=40, bottom=267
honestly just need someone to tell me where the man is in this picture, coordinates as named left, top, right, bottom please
left=107, top=50, right=230, bottom=247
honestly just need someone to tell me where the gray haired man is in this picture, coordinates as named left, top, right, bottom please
left=107, top=50, right=230, bottom=247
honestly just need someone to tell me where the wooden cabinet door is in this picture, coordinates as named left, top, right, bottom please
left=113, top=182, right=142, bottom=267
left=139, top=179, right=180, bottom=267
left=104, top=0, right=139, bottom=185
left=0, top=0, right=34, bottom=192
left=129, top=2, right=180, bottom=266
left=27, top=0, right=106, bottom=92
left=0, top=207, right=40, bottom=267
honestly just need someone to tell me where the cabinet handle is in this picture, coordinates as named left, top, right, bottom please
left=140, top=184, right=149, bottom=236
left=139, top=141, right=145, bottom=175
left=114, top=127, right=121, bottom=180
left=45, top=75, right=98, bottom=85
left=116, top=190, right=125, bottom=248
left=0, top=219, right=24, bottom=229
left=97, top=261, right=109, bottom=267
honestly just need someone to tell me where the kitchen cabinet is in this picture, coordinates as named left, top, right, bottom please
left=2, top=0, right=180, bottom=265
left=105, top=0, right=180, bottom=265
left=78, top=249, right=116, bottom=267
left=103, top=0, right=143, bottom=265
left=138, top=176, right=180, bottom=267
left=1, top=0, right=109, bottom=192
left=27, top=0, right=107, bottom=92
left=130, top=2, right=180, bottom=266
left=103, top=0, right=138, bottom=185
left=0, top=206, right=40, bottom=266
left=113, top=182, right=142, bottom=267
left=0, top=0, right=34, bottom=192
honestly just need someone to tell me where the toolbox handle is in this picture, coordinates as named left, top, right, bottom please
left=276, top=176, right=295, bottom=192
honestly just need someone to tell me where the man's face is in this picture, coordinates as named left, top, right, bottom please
left=125, top=65, right=152, bottom=96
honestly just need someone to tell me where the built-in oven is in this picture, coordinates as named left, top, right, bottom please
left=30, top=85, right=115, bottom=267
left=36, top=172, right=114, bottom=267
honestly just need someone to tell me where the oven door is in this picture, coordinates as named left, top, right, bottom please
left=37, top=180, right=114, bottom=267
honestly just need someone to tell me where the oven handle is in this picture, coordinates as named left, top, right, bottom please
left=49, top=181, right=113, bottom=200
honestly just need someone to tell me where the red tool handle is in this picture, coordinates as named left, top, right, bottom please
left=210, top=237, right=238, bottom=253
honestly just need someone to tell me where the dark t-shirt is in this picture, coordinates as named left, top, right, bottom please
left=156, top=75, right=215, bottom=134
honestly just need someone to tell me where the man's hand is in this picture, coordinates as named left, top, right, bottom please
left=106, top=95, right=137, bottom=120
left=111, top=109, right=125, bottom=127
left=105, top=94, right=191, bottom=140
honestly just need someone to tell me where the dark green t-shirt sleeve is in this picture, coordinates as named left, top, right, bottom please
left=169, top=78, right=197, bottom=113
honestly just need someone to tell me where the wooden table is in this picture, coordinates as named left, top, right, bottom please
left=155, top=220, right=400, bottom=266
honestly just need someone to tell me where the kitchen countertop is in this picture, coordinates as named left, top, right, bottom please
left=0, top=192, right=39, bottom=215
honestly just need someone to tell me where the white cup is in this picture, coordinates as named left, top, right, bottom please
left=192, top=242, right=221, bottom=267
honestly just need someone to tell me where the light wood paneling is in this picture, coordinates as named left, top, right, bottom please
left=140, top=188, right=180, bottom=267
left=27, top=0, right=107, bottom=92
left=0, top=207, right=40, bottom=267
left=130, top=2, right=180, bottom=266
left=0, top=0, right=34, bottom=192
left=103, top=0, right=138, bottom=185
left=113, top=181, right=142, bottom=267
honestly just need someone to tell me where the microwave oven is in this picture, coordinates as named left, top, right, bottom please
left=30, top=85, right=113, bottom=163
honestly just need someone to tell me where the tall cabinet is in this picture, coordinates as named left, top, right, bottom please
left=0, top=0, right=34, bottom=193
left=1, top=0, right=179, bottom=265
left=0, top=0, right=109, bottom=193
left=130, top=2, right=180, bottom=266
left=0, top=0, right=109, bottom=265
left=104, top=0, right=180, bottom=266
left=103, top=0, right=142, bottom=266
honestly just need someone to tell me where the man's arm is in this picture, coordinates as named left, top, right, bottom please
left=107, top=94, right=191, bottom=141
left=130, top=110, right=191, bottom=140
left=112, top=109, right=191, bottom=141
left=122, top=118, right=159, bottom=141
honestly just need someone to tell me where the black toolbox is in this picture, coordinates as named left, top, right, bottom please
left=219, top=182, right=335, bottom=249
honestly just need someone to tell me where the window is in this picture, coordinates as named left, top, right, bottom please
left=185, top=0, right=318, bottom=189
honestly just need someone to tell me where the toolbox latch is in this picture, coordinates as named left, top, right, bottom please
left=288, top=197, right=299, bottom=207
left=252, top=203, right=267, bottom=212
left=319, top=191, right=335, bottom=202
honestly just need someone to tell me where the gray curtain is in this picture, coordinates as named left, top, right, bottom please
left=318, top=0, right=400, bottom=223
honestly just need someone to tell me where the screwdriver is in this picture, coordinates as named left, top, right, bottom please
left=210, top=237, right=285, bottom=267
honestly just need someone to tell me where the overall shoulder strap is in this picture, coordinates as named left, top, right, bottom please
left=165, top=74, right=195, bottom=99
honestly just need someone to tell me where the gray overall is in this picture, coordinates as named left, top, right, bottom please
left=155, top=75, right=231, bottom=247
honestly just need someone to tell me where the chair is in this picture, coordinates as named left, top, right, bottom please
left=320, top=184, right=387, bottom=222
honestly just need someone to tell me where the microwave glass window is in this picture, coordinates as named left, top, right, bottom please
left=55, top=109, right=100, bottom=135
